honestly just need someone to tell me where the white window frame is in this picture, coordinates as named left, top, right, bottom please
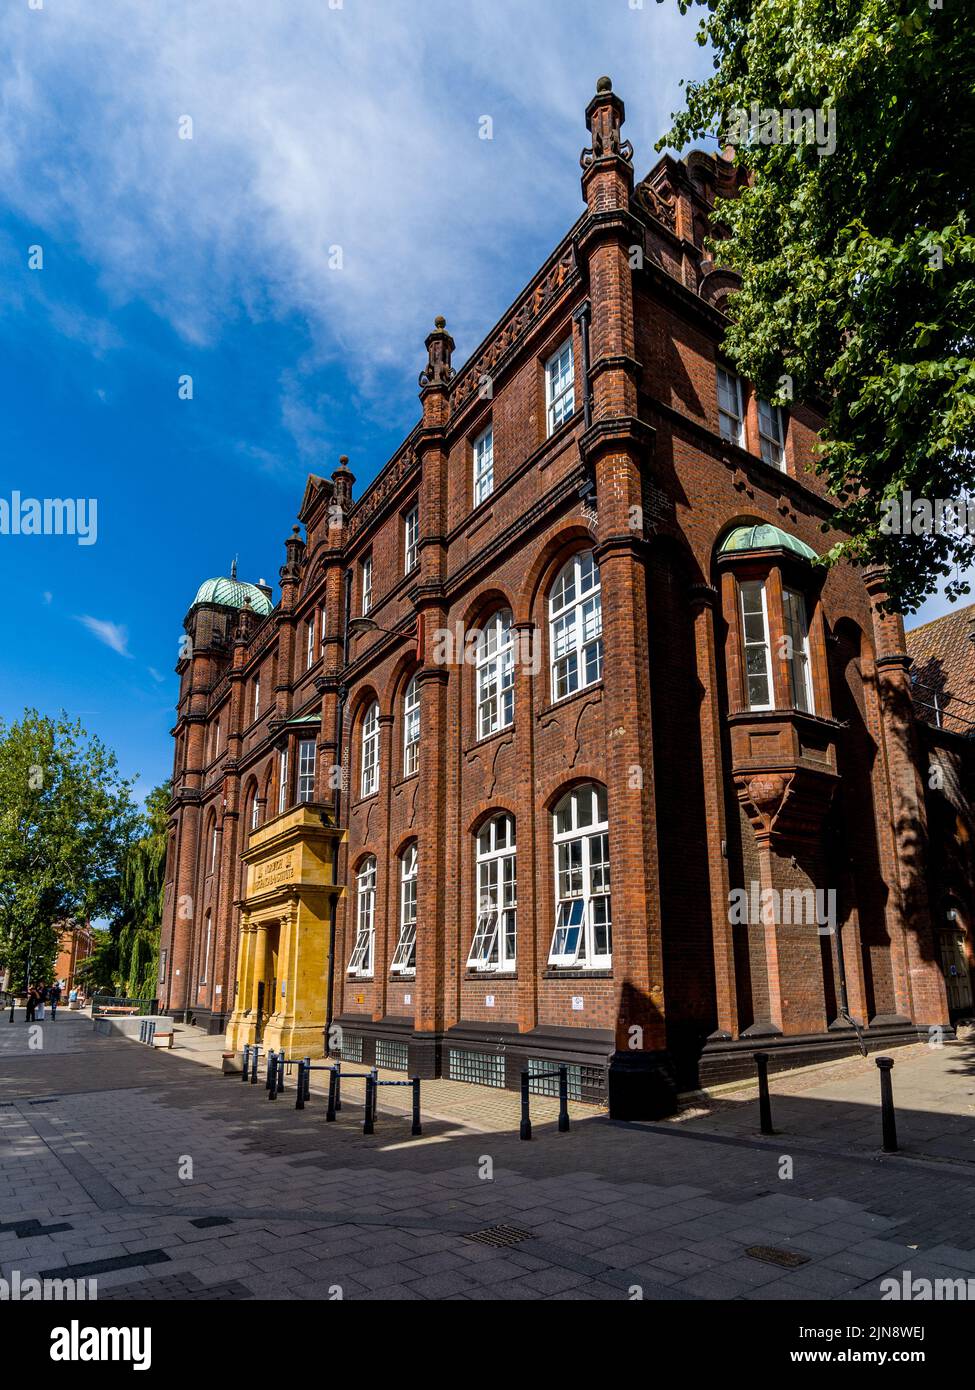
left=404, top=505, right=419, bottom=573
left=361, top=554, right=373, bottom=616
left=200, top=912, right=211, bottom=985
left=717, top=366, right=744, bottom=447
left=782, top=586, right=814, bottom=714
left=305, top=617, right=316, bottom=670
left=208, top=823, right=218, bottom=875
left=468, top=814, right=517, bottom=972
left=739, top=579, right=774, bottom=711
left=360, top=702, right=380, bottom=798
left=473, top=425, right=494, bottom=505
left=391, top=843, right=418, bottom=975
left=403, top=675, right=420, bottom=777
left=277, top=748, right=289, bottom=814
left=297, top=738, right=316, bottom=803
left=253, top=675, right=260, bottom=723
left=476, top=609, right=515, bottom=739
left=250, top=794, right=260, bottom=831
left=348, top=857, right=376, bottom=976
left=549, top=784, right=612, bottom=969
left=758, top=397, right=786, bottom=469
left=549, top=551, right=603, bottom=702
left=545, top=339, right=575, bottom=436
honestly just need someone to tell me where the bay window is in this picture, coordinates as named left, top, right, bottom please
left=740, top=580, right=774, bottom=711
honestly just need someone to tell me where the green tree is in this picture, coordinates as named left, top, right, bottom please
left=658, top=0, right=975, bottom=612
left=113, top=781, right=170, bottom=998
left=0, top=711, right=140, bottom=989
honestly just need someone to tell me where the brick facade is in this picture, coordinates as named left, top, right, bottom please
left=159, top=79, right=954, bottom=1117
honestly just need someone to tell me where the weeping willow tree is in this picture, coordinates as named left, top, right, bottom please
left=111, top=781, right=170, bottom=998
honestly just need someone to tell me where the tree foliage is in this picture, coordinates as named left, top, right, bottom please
left=658, top=0, right=975, bottom=612
left=0, top=711, right=140, bottom=988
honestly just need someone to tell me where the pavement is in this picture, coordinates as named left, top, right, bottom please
left=2, top=1009, right=975, bottom=1301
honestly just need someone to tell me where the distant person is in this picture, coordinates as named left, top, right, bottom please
left=24, top=986, right=37, bottom=1023
left=35, top=983, right=47, bottom=1022
left=68, top=987, right=78, bottom=1007
left=49, top=983, right=61, bottom=1020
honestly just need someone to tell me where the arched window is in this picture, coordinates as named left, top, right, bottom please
left=207, top=819, right=219, bottom=876
left=403, top=677, right=420, bottom=777
left=549, top=551, right=602, bottom=701
left=468, top=813, right=517, bottom=972
left=549, top=784, right=611, bottom=968
left=476, top=609, right=515, bottom=738
left=360, top=702, right=380, bottom=798
left=391, top=843, right=418, bottom=974
left=200, top=911, right=212, bottom=986
left=348, top=857, right=376, bottom=975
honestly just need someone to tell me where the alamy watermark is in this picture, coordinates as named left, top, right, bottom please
left=0, top=491, right=97, bottom=545
left=725, top=102, right=836, bottom=159
left=729, top=881, right=837, bottom=935
left=880, top=491, right=975, bottom=537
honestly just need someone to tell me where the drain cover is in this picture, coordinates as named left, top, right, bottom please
left=464, top=1224, right=534, bottom=1249
left=745, top=1245, right=810, bottom=1269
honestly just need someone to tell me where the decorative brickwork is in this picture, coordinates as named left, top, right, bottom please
left=159, top=79, right=955, bottom=1117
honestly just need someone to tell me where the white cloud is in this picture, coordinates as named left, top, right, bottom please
left=1, top=0, right=706, bottom=455
left=76, top=615, right=132, bottom=657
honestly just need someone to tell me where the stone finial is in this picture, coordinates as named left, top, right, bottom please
left=419, top=316, right=455, bottom=390
left=581, top=76, right=632, bottom=170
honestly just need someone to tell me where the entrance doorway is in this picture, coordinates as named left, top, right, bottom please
left=939, top=924, right=974, bottom=1017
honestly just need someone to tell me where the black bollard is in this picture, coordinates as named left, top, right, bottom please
left=303, top=1057, right=312, bottom=1104
left=520, top=1071, right=532, bottom=1141
left=139, top=1021, right=145, bottom=1043
left=8, top=998, right=14, bottom=1023
left=268, top=1051, right=278, bottom=1100
left=326, top=1067, right=337, bottom=1122
left=277, top=1054, right=286, bottom=1094
left=557, top=1065, right=570, bottom=1134
left=242, top=1044, right=250, bottom=1082
left=363, top=1075, right=375, bottom=1135
left=876, top=1056, right=898, bottom=1152
left=334, top=1061, right=342, bottom=1112
left=148, top=1021, right=156, bottom=1046
left=370, top=1068, right=379, bottom=1123
left=411, top=1077, right=422, bottom=1137
left=295, top=1060, right=305, bottom=1110
left=250, top=1044, right=260, bottom=1084
left=265, top=1049, right=275, bottom=1092
left=754, top=1052, right=774, bottom=1135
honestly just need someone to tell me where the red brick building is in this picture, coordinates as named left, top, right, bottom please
left=906, top=606, right=975, bottom=1021
left=159, top=78, right=955, bottom=1117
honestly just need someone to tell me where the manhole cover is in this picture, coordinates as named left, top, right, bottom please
left=745, top=1245, right=810, bottom=1269
left=464, top=1224, right=534, bottom=1249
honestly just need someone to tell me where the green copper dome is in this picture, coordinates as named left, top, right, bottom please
left=719, top=523, right=818, bottom=561
left=191, top=576, right=274, bottom=616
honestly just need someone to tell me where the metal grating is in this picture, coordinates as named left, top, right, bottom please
left=464, top=1224, right=534, bottom=1249
left=527, top=1059, right=583, bottom=1101
left=448, top=1048, right=506, bottom=1088
left=341, top=1033, right=363, bottom=1063
left=746, top=1246, right=810, bottom=1269
left=375, top=1039, right=409, bottom=1072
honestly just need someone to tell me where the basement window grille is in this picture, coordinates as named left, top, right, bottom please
left=527, top=1058, right=583, bottom=1102
left=375, top=1039, right=409, bottom=1072
left=341, top=1033, right=363, bottom=1063
left=448, top=1049, right=506, bottom=1088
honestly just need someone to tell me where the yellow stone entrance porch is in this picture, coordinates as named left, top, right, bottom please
left=225, top=803, right=343, bottom=1056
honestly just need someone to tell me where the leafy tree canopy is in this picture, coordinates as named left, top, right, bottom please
left=0, top=711, right=140, bottom=988
left=658, top=0, right=975, bottom=612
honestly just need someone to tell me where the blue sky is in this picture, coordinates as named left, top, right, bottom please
left=0, top=0, right=965, bottom=806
